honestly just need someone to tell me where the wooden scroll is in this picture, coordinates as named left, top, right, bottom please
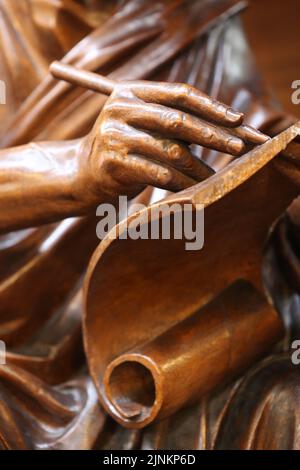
left=103, top=281, right=282, bottom=427
left=83, top=124, right=300, bottom=427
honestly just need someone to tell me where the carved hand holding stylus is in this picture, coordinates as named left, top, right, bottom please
left=0, top=63, right=268, bottom=233
left=83, top=74, right=268, bottom=199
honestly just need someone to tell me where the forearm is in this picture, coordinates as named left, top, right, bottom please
left=0, top=138, right=97, bottom=233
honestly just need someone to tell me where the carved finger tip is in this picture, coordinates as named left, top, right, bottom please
left=225, top=108, right=243, bottom=126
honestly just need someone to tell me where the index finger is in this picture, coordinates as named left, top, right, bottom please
left=126, top=81, right=244, bottom=128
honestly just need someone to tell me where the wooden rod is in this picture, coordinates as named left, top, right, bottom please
left=50, top=61, right=116, bottom=96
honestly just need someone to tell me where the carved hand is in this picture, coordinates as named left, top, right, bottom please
left=81, top=80, right=268, bottom=205
left=0, top=78, right=268, bottom=233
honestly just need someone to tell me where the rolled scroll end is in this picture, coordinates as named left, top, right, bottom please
left=104, top=354, right=163, bottom=427
left=101, top=281, right=283, bottom=429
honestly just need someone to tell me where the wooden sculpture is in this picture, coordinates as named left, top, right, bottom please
left=83, top=123, right=300, bottom=428
left=0, top=0, right=300, bottom=450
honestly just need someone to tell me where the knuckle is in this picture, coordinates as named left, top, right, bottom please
left=209, top=98, right=226, bottom=116
left=175, top=83, right=192, bottom=104
left=102, top=101, right=118, bottom=118
left=102, top=98, right=126, bottom=117
left=157, top=166, right=173, bottom=186
left=99, top=121, right=116, bottom=141
left=210, top=98, right=218, bottom=108
left=214, top=100, right=225, bottom=114
left=201, top=127, right=214, bottom=144
left=103, top=152, right=123, bottom=173
left=103, top=152, right=117, bottom=169
left=99, top=117, right=128, bottom=139
left=167, top=143, right=183, bottom=161
left=100, top=125, right=129, bottom=153
left=166, top=111, right=185, bottom=131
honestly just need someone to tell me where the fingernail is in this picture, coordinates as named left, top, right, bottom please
left=243, top=125, right=270, bottom=143
left=226, top=108, right=243, bottom=124
left=255, top=132, right=270, bottom=143
left=259, top=134, right=271, bottom=143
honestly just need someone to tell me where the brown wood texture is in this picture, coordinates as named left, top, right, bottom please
left=102, top=281, right=283, bottom=427
left=84, top=124, right=300, bottom=428
left=244, top=0, right=300, bottom=118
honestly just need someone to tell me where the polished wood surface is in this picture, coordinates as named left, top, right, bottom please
left=103, top=281, right=283, bottom=427
left=84, top=124, right=300, bottom=429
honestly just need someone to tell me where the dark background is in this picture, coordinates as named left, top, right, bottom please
left=243, top=0, right=300, bottom=117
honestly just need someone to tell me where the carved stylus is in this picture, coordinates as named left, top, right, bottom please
left=50, top=61, right=269, bottom=147
left=50, top=61, right=116, bottom=96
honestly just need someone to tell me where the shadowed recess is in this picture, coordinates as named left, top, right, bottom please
left=106, top=361, right=156, bottom=420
